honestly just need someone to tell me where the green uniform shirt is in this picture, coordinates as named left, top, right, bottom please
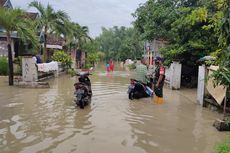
left=135, top=63, right=148, bottom=84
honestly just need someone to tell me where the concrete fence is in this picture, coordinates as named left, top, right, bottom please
left=197, top=65, right=228, bottom=107
left=164, top=61, right=182, bottom=90
left=22, top=56, right=65, bottom=82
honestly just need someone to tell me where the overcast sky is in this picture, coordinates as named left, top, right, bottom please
left=10, top=0, right=147, bottom=37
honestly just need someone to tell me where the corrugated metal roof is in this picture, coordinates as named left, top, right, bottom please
left=0, top=0, right=7, bottom=7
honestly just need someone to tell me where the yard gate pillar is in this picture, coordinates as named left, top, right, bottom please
left=22, top=56, right=38, bottom=82
left=197, top=65, right=206, bottom=106
left=170, top=61, right=182, bottom=90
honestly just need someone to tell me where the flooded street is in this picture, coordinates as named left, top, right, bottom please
left=0, top=68, right=227, bottom=153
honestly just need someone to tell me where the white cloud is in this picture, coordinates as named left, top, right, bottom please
left=11, top=0, right=146, bottom=37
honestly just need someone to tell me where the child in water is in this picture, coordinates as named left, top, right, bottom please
left=106, top=62, right=110, bottom=73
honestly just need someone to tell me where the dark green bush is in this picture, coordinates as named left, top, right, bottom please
left=0, top=57, right=8, bottom=75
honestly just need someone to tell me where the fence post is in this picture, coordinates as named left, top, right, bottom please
left=170, top=61, right=182, bottom=90
left=22, top=56, right=38, bottom=82
left=197, top=65, right=206, bottom=106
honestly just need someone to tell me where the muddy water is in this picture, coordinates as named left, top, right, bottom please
left=0, top=69, right=227, bottom=153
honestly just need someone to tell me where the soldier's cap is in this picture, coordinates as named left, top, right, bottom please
left=155, top=56, right=163, bottom=61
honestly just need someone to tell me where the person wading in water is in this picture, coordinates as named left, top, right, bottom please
left=109, top=59, right=114, bottom=72
left=153, top=56, right=165, bottom=104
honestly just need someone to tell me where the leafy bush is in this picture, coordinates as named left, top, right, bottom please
left=0, top=57, right=8, bottom=75
left=13, top=57, right=22, bottom=75
left=51, top=50, right=72, bottom=68
left=87, top=52, right=99, bottom=65
left=128, top=63, right=136, bottom=70
left=217, top=140, right=230, bottom=153
left=67, top=68, right=76, bottom=77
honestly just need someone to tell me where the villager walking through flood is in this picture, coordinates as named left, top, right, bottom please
left=109, top=59, right=115, bottom=72
left=106, top=61, right=110, bottom=73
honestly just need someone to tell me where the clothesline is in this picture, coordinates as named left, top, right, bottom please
left=36, top=61, right=59, bottom=72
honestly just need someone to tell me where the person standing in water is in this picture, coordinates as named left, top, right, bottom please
left=109, top=59, right=115, bottom=72
left=106, top=62, right=110, bottom=73
left=153, top=56, right=165, bottom=104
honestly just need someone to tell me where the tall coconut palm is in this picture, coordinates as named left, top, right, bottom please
left=73, top=23, right=91, bottom=49
left=29, top=1, right=69, bottom=61
left=0, top=7, right=38, bottom=86
left=59, top=22, right=91, bottom=50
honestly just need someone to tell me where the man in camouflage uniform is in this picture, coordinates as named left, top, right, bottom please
left=153, top=56, right=165, bottom=104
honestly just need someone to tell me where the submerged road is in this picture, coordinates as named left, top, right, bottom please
left=0, top=69, right=227, bottom=153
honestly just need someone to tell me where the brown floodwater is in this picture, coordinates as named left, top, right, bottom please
left=0, top=67, right=227, bottom=153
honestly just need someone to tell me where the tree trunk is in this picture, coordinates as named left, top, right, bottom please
left=43, top=27, right=47, bottom=62
left=7, top=32, right=14, bottom=86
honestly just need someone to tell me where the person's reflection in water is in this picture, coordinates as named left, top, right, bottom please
left=106, top=70, right=113, bottom=79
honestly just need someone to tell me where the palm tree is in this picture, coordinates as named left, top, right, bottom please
left=29, top=1, right=69, bottom=61
left=0, top=7, right=38, bottom=86
left=76, top=24, right=92, bottom=49
left=59, top=22, right=91, bottom=51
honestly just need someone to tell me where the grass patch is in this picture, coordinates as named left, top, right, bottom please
left=0, top=57, right=8, bottom=75
left=217, top=137, right=230, bottom=153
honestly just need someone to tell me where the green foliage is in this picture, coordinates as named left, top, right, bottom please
left=67, top=68, right=76, bottom=77
left=0, top=57, right=8, bottom=75
left=51, top=51, right=72, bottom=68
left=128, top=63, right=136, bottom=70
left=209, top=46, right=230, bottom=89
left=0, top=7, right=39, bottom=49
left=96, top=26, right=143, bottom=61
left=87, top=52, right=100, bottom=65
left=217, top=139, right=230, bottom=153
left=63, top=22, right=91, bottom=50
left=208, top=2, right=230, bottom=90
left=80, top=40, right=104, bottom=67
left=97, top=51, right=105, bottom=61
left=13, top=57, right=22, bottom=75
left=29, top=1, right=69, bottom=61
left=210, top=66, right=230, bottom=88
left=133, top=0, right=226, bottom=66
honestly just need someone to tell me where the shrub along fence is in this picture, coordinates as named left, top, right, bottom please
left=0, top=57, right=8, bottom=75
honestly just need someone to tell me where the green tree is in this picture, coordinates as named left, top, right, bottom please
left=133, top=0, right=178, bottom=40
left=133, top=0, right=226, bottom=66
left=0, top=7, right=38, bottom=85
left=210, top=1, right=230, bottom=118
left=29, top=1, right=69, bottom=61
left=51, top=50, right=72, bottom=68
left=96, top=26, right=143, bottom=61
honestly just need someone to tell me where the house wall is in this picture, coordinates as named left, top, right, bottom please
left=150, top=39, right=168, bottom=57
left=0, top=40, right=8, bottom=57
left=76, top=50, right=87, bottom=69
left=144, top=39, right=168, bottom=65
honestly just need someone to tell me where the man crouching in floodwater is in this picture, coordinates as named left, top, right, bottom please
left=128, top=58, right=153, bottom=100
left=153, top=56, right=165, bottom=104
